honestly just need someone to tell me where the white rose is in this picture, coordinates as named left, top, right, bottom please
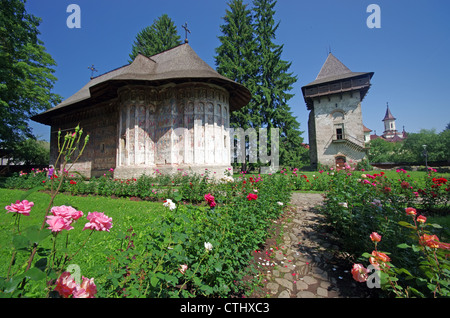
left=204, top=242, right=213, bottom=251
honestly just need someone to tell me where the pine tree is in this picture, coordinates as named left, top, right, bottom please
left=129, top=14, right=181, bottom=62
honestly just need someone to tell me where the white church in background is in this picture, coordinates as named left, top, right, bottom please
left=368, top=103, right=407, bottom=142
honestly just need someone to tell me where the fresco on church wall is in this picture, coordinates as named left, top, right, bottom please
left=115, top=84, right=231, bottom=172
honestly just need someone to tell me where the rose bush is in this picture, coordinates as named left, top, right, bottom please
left=101, top=172, right=290, bottom=298
left=0, top=127, right=111, bottom=298
left=352, top=209, right=449, bottom=297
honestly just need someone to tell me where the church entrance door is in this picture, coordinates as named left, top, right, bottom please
left=335, top=156, right=346, bottom=168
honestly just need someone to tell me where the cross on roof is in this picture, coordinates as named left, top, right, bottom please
left=88, top=64, right=98, bottom=79
left=182, top=22, right=191, bottom=43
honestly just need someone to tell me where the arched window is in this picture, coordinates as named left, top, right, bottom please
left=332, top=110, right=345, bottom=121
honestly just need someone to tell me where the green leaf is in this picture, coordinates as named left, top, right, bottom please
left=398, top=221, right=416, bottom=229
left=2, top=276, right=23, bottom=294
left=397, top=243, right=410, bottom=249
left=214, top=263, right=223, bottom=272
left=200, top=284, right=213, bottom=295
left=173, top=192, right=183, bottom=203
left=394, top=268, right=413, bottom=277
left=25, top=267, right=45, bottom=281
left=408, top=287, right=425, bottom=297
left=23, top=226, right=50, bottom=244
left=150, top=275, right=159, bottom=288
left=361, top=252, right=372, bottom=259
left=12, top=235, right=30, bottom=250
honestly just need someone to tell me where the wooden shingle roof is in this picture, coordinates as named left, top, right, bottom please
left=32, top=43, right=251, bottom=125
left=303, top=53, right=373, bottom=87
left=301, top=53, right=374, bottom=110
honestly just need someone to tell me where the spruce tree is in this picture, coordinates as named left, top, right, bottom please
left=215, top=0, right=308, bottom=169
left=252, top=0, right=307, bottom=168
left=129, top=14, right=181, bottom=62
left=214, top=0, right=259, bottom=130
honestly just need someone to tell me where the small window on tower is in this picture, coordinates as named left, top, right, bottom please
left=334, top=123, right=344, bottom=140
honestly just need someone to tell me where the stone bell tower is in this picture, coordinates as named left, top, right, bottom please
left=301, top=53, right=374, bottom=169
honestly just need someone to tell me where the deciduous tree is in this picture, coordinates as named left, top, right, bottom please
left=0, top=0, right=61, bottom=150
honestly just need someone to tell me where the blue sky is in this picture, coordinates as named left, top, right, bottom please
left=26, top=0, right=450, bottom=142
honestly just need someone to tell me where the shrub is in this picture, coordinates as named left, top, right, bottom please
left=352, top=209, right=449, bottom=297
left=101, top=173, right=291, bottom=298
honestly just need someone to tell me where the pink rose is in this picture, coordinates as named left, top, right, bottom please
left=417, top=215, right=427, bottom=224
left=46, top=215, right=74, bottom=232
left=5, top=200, right=34, bottom=216
left=246, top=193, right=258, bottom=201
left=370, top=232, right=382, bottom=243
left=369, top=251, right=391, bottom=269
left=204, top=193, right=216, bottom=208
left=54, top=273, right=97, bottom=298
left=351, top=263, right=368, bottom=283
left=54, top=272, right=78, bottom=298
left=72, top=277, right=97, bottom=298
left=405, top=207, right=417, bottom=216
left=51, top=205, right=83, bottom=221
left=179, top=264, right=188, bottom=275
left=83, top=212, right=113, bottom=232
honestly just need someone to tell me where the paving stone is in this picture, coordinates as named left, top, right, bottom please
left=317, top=287, right=328, bottom=297
left=275, top=278, right=293, bottom=291
left=266, top=283, right=279, bottom=294
left=296, top=290, right=316, bottom=298
left=296, top=281, right=309, bottom=290
left=279, top=266, right=292, bottom=273
left=278, top=290, right=291, bottom=298
left=302, top=275, right=318, bottom=285
left=320, top=280, right=332, bottom=289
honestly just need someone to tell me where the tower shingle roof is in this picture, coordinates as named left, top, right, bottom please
left=382, top=103, right=396, bottom=121
left=303, top=53, right=372, bottom=87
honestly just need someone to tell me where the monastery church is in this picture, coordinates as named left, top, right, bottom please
left=32, top=43, right=250, bottom=178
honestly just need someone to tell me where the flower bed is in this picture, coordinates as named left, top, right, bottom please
left=1, top=127, right=291, bottom=298
left=320, top=165, right=449, bottom=297
left=2, top=130, right=449, bottom=298
left=1, top=172, right=290, bottom=298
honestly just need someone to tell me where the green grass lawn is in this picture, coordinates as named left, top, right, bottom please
left=0, top=188, right=166, bottom=282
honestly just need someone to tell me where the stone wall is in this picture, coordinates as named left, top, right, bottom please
left=309, top=91, right=366, bottom=167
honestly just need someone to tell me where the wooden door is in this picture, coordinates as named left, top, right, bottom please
left=335, top=156, right=346, bottom=168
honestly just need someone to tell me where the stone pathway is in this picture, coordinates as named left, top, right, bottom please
left=250, top=192, right=377, bottom=298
